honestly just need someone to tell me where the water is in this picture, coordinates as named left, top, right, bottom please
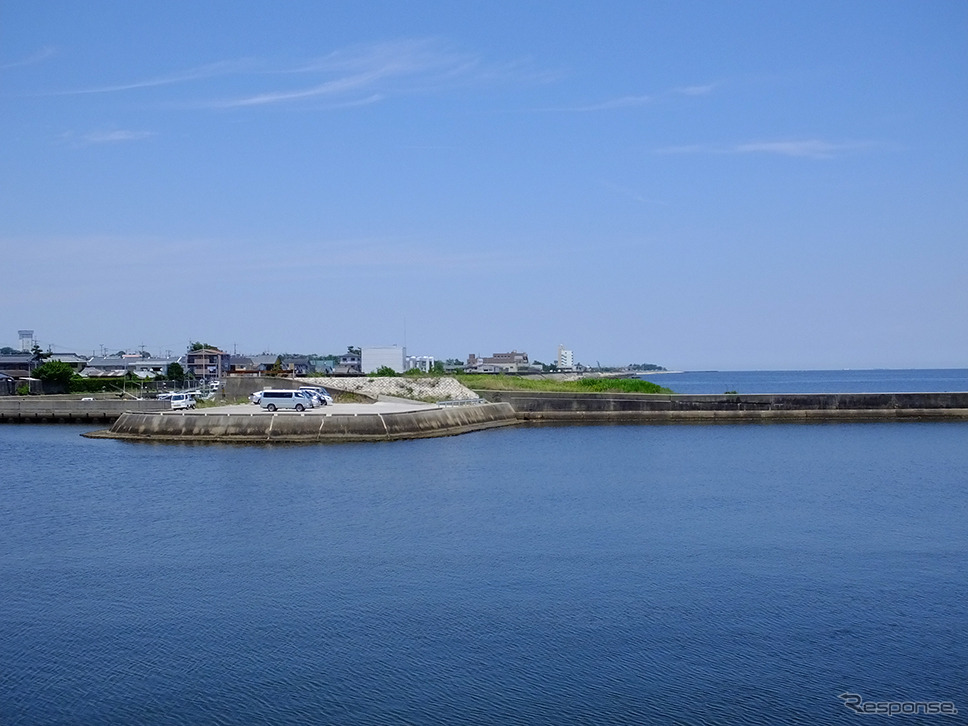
left=639, top=368, right=968, bottom=395
left=2, top=377, right=967, bottom=724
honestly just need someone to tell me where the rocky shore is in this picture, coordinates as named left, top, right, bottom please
left=301, top=376, right=479, bottom=402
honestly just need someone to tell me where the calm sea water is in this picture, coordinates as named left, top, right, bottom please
left=2, top=372, right=967, bottom=725
left=640, top=368, right=968, bottom=395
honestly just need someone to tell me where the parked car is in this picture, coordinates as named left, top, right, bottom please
left=259, top=389, right=314, bottom=412
left=299, top=386, right=333, bottom=406
left=170, top=393, right=196, bottom=410
left=249, top=391, right=263, bottom=405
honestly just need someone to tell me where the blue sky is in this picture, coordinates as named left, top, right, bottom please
left=2, top=1, right=966, bottom=369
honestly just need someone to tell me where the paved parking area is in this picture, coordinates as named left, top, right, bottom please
left=204, top=400, right=440, bottom=415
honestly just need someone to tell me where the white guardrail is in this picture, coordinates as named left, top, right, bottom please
left=437, top=398, right=485, bottom=407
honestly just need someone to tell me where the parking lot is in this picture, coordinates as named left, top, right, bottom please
left=203, top=400, right=441, bottom=416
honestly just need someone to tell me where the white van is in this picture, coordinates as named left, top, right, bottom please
left=260, top=389, right=314, bottom=412
left=170, top=393, right=195, bottom=410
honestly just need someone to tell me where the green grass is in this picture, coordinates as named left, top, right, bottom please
left=455, top=374, right=673, bottom=395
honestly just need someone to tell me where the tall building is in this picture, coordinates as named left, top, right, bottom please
left=557, top=345, right=574, bottom=371
left=18, top=330, right=35, bottom=352
left=362, top=346, right=406, bottom=374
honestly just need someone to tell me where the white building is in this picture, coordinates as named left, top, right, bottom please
left=557, top=345, right=574, bottom=371
left=362, top=346, right=406, bottom=374
left=405, top=355, right=436, bottom=373
left=18, top=330, right=35, bottom=352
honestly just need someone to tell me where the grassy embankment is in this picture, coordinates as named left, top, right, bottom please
left=455, top=374, right=673, bottom=395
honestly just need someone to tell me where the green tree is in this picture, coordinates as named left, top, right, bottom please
left=33, top=360, right=77, bottom=392
left=370, top=366, right=399, bottom=377
left=189, top=341, right=219, bottom=351
left=166, top=362, right=185, bottom=380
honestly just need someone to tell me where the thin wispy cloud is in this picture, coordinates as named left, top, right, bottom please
left=1, top=46, right=56, bottom=70
left=46, top=60, right=255, bottom=96
left=206, top=39, right=514, bottom=109
left=674, top=84, right=715, bottom=96
left=58, top=129, right=156, bottom=147
left=656, top=139, right=872, bottom=159
left=83, top=130, right=155, bottom=144
left=42, top=39, right=547, bottom=110
left=552, top=81, right=716, bottom=113
left=572, top=95, right=653, bottom=112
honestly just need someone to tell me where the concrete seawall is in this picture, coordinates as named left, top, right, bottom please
left=475, top=390, right=968, bottom=423
left=0, top=397, right=169, bottom=423
left=86, top=403, right=518, bottom=443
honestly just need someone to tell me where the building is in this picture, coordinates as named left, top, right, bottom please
left=81, top=355, right=183, bottom=378
left=465, top=351, right=529, bottom=374
left=46, top=353, right=89, bottom=373
left=0, top=353, right=37, bottom=378
left=185, top=348, right=229, bottom=379
left=333, top=352, right=362, bottom=375
left=228, top=355, right=256, bottom=375
left=405, top=355, right=436, bottom=373
left=362, top=346, right=406, bottom=374
left=0, top=371, right=16, bottom=395
left=557, top=345, right=574, bottom=371
left=18, top=330, right=35, bottom=352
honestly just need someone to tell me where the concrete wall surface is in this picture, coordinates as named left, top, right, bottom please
left=0, top=397, right=169, bottom=423
left=87, top=403, right=518, bottom=442
left=475, top=390, right=968, bottom=422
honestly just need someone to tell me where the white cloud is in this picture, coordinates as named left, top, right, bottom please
left=674, top=84, right=715, bottom=96
left=81, top=130, right=155, bottom=144
left=0, top=46, right=56, bottom=70
left=204, top=39, right=544, bottom=109
left=46, top=60, right=255, bottom=96
left=571, top=95, right=653, bottom=112
left=655, top=139, right=872, bottom=159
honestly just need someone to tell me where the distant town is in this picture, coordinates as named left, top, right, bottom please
left=0, top=329, right=665, bottom=395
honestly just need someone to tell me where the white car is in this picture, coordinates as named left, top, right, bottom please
left=170, top=393, right=196, bottom=410
left=299, top=386, right=333, bottom=406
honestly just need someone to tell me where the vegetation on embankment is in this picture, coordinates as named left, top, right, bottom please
left=455, top=374, right=673, bottom=395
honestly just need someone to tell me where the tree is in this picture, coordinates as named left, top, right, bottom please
left=0, top=346, right=17, bottom=354
left=371, top=366, right=399, bottom=377
left=166, top=362, right=185, bottom=380
left=190, top=341, right=219, bottom=351
left=33, top=360, right=77, bottom=392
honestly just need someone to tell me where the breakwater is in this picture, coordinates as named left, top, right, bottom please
left=475, top=390, right=968, bottom=423
left=0, top=396, right=168, bottom=423
left=85, top=403, right=518, bottom=443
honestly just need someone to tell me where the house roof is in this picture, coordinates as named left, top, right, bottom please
left=249, top=355, right=280, bottom=367
left=0, top=353, right=35, bottom=365
left=47, top=353, right=89, bottom=365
